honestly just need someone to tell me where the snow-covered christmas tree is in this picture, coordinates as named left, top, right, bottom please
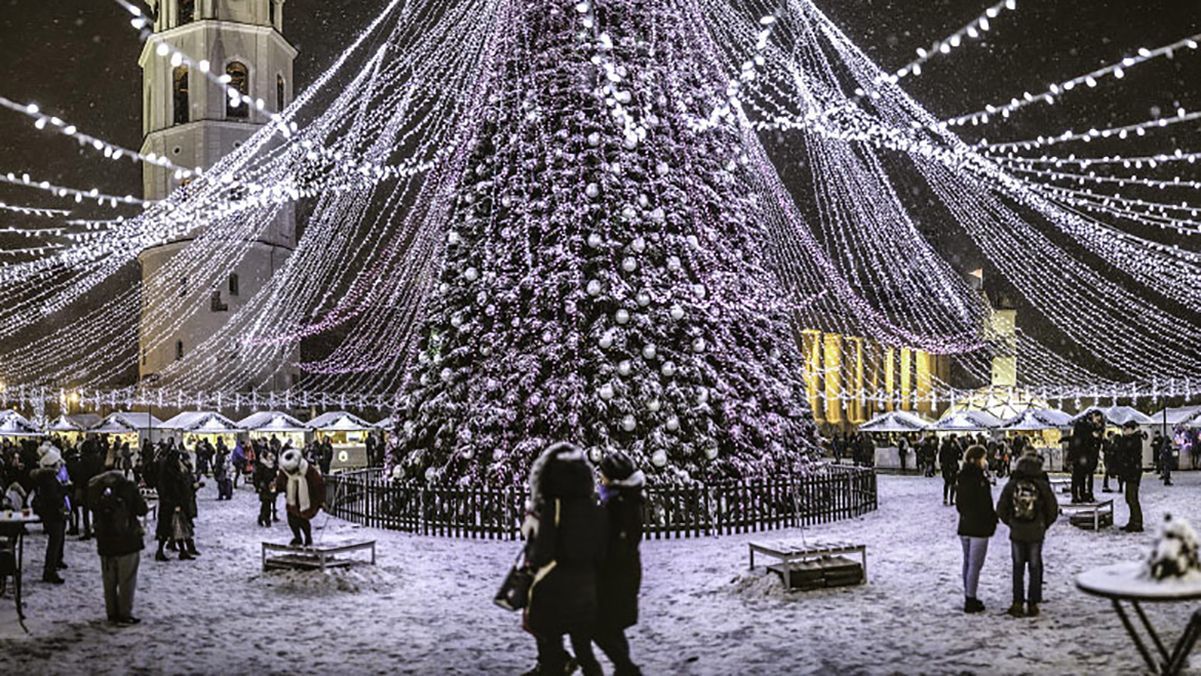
left=394, top=0, right=816, bottom=487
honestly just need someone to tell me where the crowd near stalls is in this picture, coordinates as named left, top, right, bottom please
left=307, top=411, right=376, bottom=471
left=839, top=402, right=1200, bottom=480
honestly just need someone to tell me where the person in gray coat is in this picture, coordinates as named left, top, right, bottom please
left=996, top=453, right=1058, bottom=618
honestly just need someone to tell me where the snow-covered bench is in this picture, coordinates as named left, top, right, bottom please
left=748, top=540, right=867, bottom=591
left=261, top=540, right=377, bottom=572
left=1059, top=499, right=1114, bottom=531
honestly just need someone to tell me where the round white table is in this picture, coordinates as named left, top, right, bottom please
left=1077, top=561, right=1201, bottom=675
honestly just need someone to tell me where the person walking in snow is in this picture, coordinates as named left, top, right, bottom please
left=1115, top=421, right=1145, bottom=533
left=939, top=436, right=962, bottom=505
left=521, top=442, right=606, bottom=676
left=159, top=447, right=201, bottom=561
left=956, top=445, right=996, bottom=614
left=254, top=450, right=278, bottom=528
left=594, top=451, right=644, bottom=676
left=213, top=444, right=233, bottom=501
left=274, top=448, right=325, bottom=547
left=32, top=450, right=70, bottom=584
left=88, top=468, right=148, bottom=625
left=996, top=453, right=1058, bottom=618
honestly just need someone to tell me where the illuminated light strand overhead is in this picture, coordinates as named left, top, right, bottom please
left=0, top=202, right=71, bottom=217
left=0, top=170, right=152, bottom=207
left=0, top=95, right=199, bottom=178
left=979, top=108, right=1201, bottom=151
left=941, top=31, right=1201, bottom=128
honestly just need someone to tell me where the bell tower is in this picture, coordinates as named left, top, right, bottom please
left=138, top=0, right=297, bottom=391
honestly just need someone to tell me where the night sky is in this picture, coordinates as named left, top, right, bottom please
left=0, top=0, right=1197, bottom=379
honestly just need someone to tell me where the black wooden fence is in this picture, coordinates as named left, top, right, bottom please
left=324, top=464, right=877, bottom=540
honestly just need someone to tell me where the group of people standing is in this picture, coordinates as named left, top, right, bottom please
left=518, top=443, right=645, bottom=676
left=1066, top=412, right=1146, bottom=532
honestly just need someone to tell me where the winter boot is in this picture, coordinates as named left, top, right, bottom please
left=186, top=539, right=201, bottom=557
left=155, top=540, right=169, bottom=562
left=965, top=597, right=985, bottom=614
left=1006, top=602, right=1025, bottom=618
left=1027, top=603, right=1040, bottom=618
left=179, top=549, right=195, bottom=561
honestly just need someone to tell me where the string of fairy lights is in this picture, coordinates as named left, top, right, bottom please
left=0, top=0, right=1197, bottom=419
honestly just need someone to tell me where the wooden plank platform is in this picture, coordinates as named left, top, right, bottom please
left=261, top=540, right=376, bottom=572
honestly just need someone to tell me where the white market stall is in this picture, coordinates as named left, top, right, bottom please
left=1151, top=405, right=1201, bottom=428
left=90, top=412, right=163, bottom=446
left=857, top=411, right=932, bottom=469
left=0, top=410, right=41, bottom=439
left=238, top=411, right=308, bottom=448
left=1000, top=408, right=1074, bottom=470
left=308, top=411, right=375, bottom=471
left=161, top=411, right=241, bottom=450
left=932, top=410, right=1004, bottom=434
left=44, top=414, right=85, bottom=445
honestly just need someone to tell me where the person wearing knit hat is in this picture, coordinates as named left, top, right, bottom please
left=273, top=448, right=325, bottom=547
left=32, top=447, right=70, bottom=584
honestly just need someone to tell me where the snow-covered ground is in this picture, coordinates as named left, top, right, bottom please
left=1, top=471, right=1197, bottom=674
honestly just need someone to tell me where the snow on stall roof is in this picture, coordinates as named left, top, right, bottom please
left=1072, top=405, right=1155, bottom=427
left=89, top=411, right=163, bottom=434
left=0, top=410, right=39, bottom=437
left=373, top=416, right=396, bottom=430
left=160, top=411, right=240, bottom=433
left=1000, top=408, right=1074, bottom=431
left=44, top=414, right=83, bottom=433
left=857, top=410, right=932, bottom=433
left=932, top=409, right=1004, bottom=431
left=1150, top=405, right=1201, bottom=427
left=308, top=410, right=373, bottom=432
left=237, top=411, right=307, bottom=433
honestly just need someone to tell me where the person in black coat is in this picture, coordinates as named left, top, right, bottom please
left=594, top=451, right=645, bottom=676
left=1069, top=411, right=1103, bottom=503
left=956, top=445, right=996, bottom=613
left=1115, top=422, right=1145, bottom=532
left=523, top=443, right=606, bottom=676
left=32, top=450, right=70, bottom=584
left=939, top=436, right=962, bottom=505
left=89, top=469, right=149, bottom=624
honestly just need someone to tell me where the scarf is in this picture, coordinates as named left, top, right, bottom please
left=285, top=459, right=311, bottom=513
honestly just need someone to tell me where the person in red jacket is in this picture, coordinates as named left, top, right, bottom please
left=274, top=448, right=325, bottom=547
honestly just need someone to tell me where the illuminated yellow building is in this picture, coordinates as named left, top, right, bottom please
left=800, top=329, right=951, bottom=429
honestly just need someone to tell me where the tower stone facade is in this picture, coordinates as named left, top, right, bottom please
left=138, top=0, right=296, bottom=390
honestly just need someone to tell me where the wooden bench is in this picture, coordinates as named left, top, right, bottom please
left=749, top=540, right=867, bottom=591
left=261, top=540, right=377, bottom=572
left=1059, top=499, right=1114, bottom=530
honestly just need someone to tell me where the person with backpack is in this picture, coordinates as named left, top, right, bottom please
left=1115, top=421, right=1145, bottom=532
left=521, top=442, right=606, bottom=676
left=88, top=468, right=149, bottom=625
left=939, top=435, right=962, bottom=506
left=996, top=453, right=1058, bottom=618
left=594, top=451, right=645, bottom=676
left=956, top=445, right=996, bottom=613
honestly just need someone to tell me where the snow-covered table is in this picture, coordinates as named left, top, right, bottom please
left=748, top=540, right=867, bottom=591
left=1077, top=561, right=1201, bottom=675
left=0, top=512, right=41, bottom=634
left=1059, top=499, right=1114, bottom=530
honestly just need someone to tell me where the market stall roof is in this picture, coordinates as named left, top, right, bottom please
left=373, top=416, right=396, bottom=430
left=237, top=411, right=308, bottom=433
left=932, top=410, right=1004, bottom=432
left=857, top=410, right=932, bottom=433
left=161, top=411, right=241, bottom=434
left=943, top=386, right=1053, bottom=423
left=45, top=414, right=83, bottom=433
left=90, top=411, right=163, bottom=435
left=1150, top=405, right=1201, bottom=427
left=308, top=411, right=374, bottom=432
left=1000, top=408, right=1074, bottom=431
left=1072, top=405, right=1155, bottom=427
left=0, top=410, right=41, bottom=437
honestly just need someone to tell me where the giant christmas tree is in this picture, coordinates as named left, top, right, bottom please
left=394, top=0, right=816, bottom=487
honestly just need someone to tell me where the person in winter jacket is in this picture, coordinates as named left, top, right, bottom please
left=522, top=442, right=606, bottom=676
left=594, top=451, right=645, bottom=676
left=956, top=445, right=996, bottom=613
left=230, top=440, right=246, bottom=490
left=157, top=447, right=201, bottom=561
left=274, top=448, right=325, bottom=546
left=996, top=453, right=1058, bottom=618
left=32, top=450, right=70, bottom=584
left=213, top=446, right=233, bottom=500
left=254, top=449, right=278, bottom=527
left=1115, top=421, right=1145, bottom=532
left=1068, top=412, right=1103, bottom=503
left=939, top=436, right=963, bottom=505
left=88, top=469, right=149, bottom=625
